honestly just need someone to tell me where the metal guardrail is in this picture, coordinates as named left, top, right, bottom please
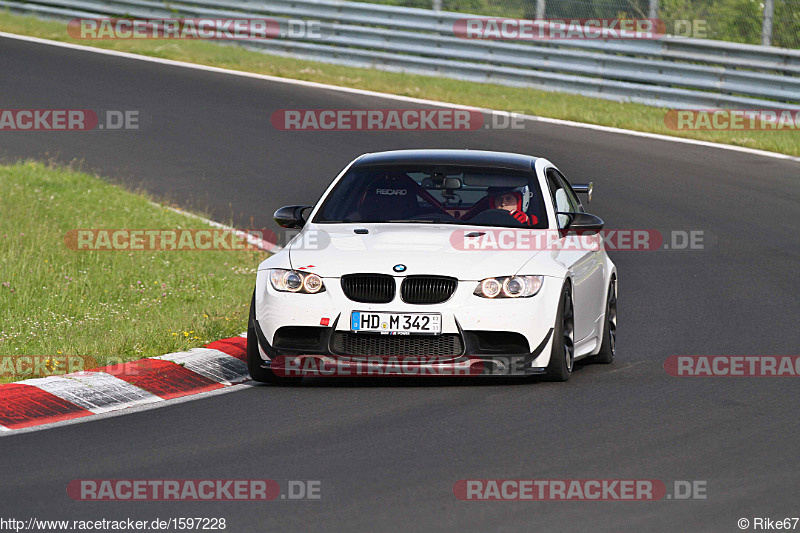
left=3, top=0, right=800, bottom=109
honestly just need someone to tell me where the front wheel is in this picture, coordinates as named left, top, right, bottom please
left=544, top=283, right=574, bottom=382
left=247, top=291, right=302, bottom=386
left=593, top=279, right=616, bottom=365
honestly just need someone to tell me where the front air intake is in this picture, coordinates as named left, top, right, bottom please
left=331, top=332, right=464, bottom=356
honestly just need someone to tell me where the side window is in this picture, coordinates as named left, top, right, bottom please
left=552, top=169, right=582, bottom=213
left=545, top=168, right=574, bottom=228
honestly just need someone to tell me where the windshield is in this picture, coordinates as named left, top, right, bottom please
left=313, top=165, right=548, bottom=229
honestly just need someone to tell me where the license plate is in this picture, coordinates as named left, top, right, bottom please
left=350, top=311, right=441, bottom=335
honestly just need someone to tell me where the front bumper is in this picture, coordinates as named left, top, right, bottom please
left=253, top=272, right=562, bottom=376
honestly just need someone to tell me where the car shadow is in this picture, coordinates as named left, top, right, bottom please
left=259, top=359, right=592, bottom=387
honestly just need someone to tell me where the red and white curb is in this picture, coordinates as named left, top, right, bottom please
left=0, top=187, right=273, bottom=435
left=0, top=335, right=251, bottom=432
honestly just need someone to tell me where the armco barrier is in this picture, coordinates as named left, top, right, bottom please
left=3, top=0, right=799, bottom=109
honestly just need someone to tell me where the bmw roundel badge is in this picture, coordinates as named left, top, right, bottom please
left=393, top=264, right=407, bottom=273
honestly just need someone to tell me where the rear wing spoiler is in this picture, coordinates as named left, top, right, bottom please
left=572, top=182, right=593, bottom=203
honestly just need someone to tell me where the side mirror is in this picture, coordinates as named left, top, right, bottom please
left=572, top=182, right=593, bottom=203
left=558, top=212, right=604, bottom=233
left=273, top=205, right=312, bottom=229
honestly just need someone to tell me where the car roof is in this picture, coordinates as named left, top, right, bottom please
left=351, top=149, right=537, bottom=172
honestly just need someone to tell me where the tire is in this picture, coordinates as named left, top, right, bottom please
left=247, top=291, right=302, bottom=386
left=545, top=282, right=574, bottom=382
left=593, top=278, right=616, bottom=365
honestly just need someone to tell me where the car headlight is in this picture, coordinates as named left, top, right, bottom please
left=269, top=269, right=326, bottom=294
left=474, top=275, right=543, bottom=298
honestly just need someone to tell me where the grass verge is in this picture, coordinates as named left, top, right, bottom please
left=1, top=10, right=798, bottom=157
left=0, top=161, right=265, bottom=383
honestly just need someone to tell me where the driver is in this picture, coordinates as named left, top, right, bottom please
left=489, top=188, right=536, bottom=226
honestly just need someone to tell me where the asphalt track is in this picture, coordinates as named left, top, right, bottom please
left=1, top=35, right=799, bottom=532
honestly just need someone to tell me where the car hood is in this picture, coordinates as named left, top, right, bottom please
left=287, top=223, right=551, bottom=280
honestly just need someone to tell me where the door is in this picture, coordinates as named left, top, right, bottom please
left=545, top=167, right=606, bottom=344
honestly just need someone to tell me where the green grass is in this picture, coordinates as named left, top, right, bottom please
left=1, top=10, right=798, bottom=157
left=0, top=161, right=266, bottom=383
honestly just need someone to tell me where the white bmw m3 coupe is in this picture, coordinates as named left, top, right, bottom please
left=248, top=149, right=617, bottom=384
